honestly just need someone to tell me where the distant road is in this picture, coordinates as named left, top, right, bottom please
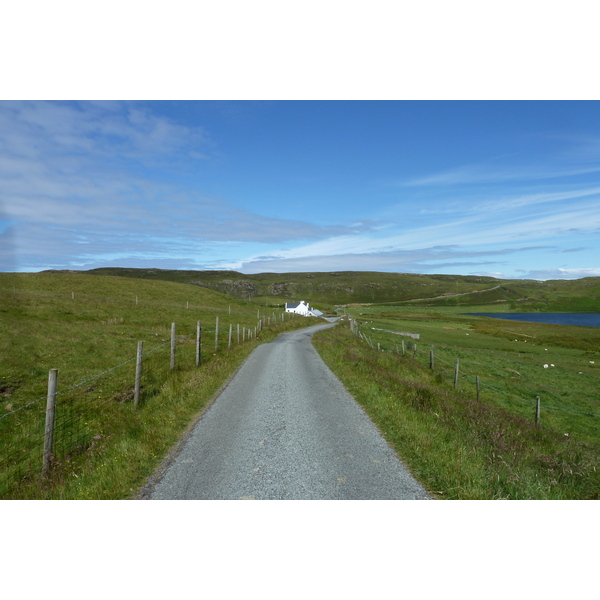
left=143, top=321, right=430, bottom=500
left=402, top=284, right=503, bottom=303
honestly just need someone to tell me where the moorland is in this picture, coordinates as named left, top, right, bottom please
left=1, top=269, right=598, bottom=499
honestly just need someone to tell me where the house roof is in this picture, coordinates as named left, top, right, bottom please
left=286, top=302, right=301, bottom=309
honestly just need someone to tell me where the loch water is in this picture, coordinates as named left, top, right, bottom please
left=466, top=312, right=600, bottom=328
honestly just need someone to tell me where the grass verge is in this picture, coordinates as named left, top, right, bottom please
left=312, top=321, right=600, bottom=499
left=0, top=272, right=317, bottom=499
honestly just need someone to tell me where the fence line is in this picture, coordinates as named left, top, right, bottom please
left=350, top=318, right=599, bottom=420
left=1, top=308, right=299, bottom=498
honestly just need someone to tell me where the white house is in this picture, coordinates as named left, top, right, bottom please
left=285, top=300, right=323, bottom=318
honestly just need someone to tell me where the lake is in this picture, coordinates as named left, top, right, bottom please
left=466, top=312, right=600, bottom=328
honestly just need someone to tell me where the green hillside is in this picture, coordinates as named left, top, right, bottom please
left=52, top=268, right=600, bottom=312
left=0, top=272, right=314, bottom=499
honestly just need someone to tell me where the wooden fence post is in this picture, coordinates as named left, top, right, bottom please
left=237, top=323, right=240, bottom=344
left=454, top=358, right=460, bottom=389
left=170, top=323, right=176, bottom=370
left=228, top=324, right=233, bottom=349
left=402, top=340, right=405, bottom=355
left=196, top=321, right=202, bottom=367
left=42, top=369, right=58, bottom=478
left=413, top=343, right=417, bottom=359
left=535, top=396, right=541, bottom=425
left=215, top=317, right=219, bottom=352
left=134, top=341, right=143, bottom=408
left=430, top=348, right=434, bottom=369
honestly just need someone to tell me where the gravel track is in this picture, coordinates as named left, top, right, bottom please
left=145, top=321, right=430, bottom=500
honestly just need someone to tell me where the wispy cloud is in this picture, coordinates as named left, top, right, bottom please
left=234, top=245, right=551, bottom=274
left=0, top=101, right=377, bottom=270
left=403, top=136, right=600, bottom=188
left=517, top=267, right=600, bottom=280
left=405, top=163, right=600, bottom=187
left=2, top=101, right=600, bottom=279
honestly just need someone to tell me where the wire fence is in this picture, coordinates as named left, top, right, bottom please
left=0, top=310, right=299, bottom=498
left=350, top=318, right=600, bottom=424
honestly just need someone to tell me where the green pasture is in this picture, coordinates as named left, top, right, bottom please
left=313, top=320, right=600, bottom=499
left=0, top=272, right=313, bottom=499
left=342, top=304, right=600, bottom=444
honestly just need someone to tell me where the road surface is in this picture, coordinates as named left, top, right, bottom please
left=143, top=321, right=430, bottom=500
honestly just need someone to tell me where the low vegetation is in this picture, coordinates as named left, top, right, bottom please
left=312, top=312, right=600, bottom=499
left=3, top=269, right=599, bottom=500
left=54, top=267, right=600, bottom=312
left=0, top=272, right=317, bottom=499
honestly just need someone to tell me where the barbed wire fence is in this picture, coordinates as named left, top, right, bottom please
left=1, top=309, right=301, bottom=498
left=349, top=317, right=599, bottom=425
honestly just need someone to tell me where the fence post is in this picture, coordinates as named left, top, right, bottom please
left=535, top=396, right=541, bottom=425
left=228, top=324, right=233, bottom=349
left=237, top=323, right=240, bottom=344
left=402, top=340, right=405, bottom=355
left=476, top=375, right=480, bottom=402
left=170, top=322, right=176, bottom=370
left=42, top=369, right=58, bottom=478
left=134, top=341, right=143, bottom=408
left=215, top=317, right=219, bottom=352
left=430, top=348, right=434, bottom=369
left=413, top=343, right=417, bottom=359
left=454, top=358, right=460, bottom=389
left=196, top=321, right=202, bottom=367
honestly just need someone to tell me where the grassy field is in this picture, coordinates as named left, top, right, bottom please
left=311, top=307, right=600, bottom=499
left=64, top=267, right=600, bottom=311
left=3, top=269, right=599, bottom=499
left=0, top=272, right=317, bottom=499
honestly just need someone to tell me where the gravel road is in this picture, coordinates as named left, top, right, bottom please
left=144, top=321, right=430, bottom=500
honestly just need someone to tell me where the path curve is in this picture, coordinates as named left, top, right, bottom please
left=144, top=322, right=430, bottom=500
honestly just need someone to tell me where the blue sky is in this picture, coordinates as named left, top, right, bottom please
left=1, top=100, right=600, bottom=280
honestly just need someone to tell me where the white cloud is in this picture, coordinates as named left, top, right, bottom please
left=517, top=267, right=600, bottom=280
left=233, top=245, right=550, bottom=274
left=405, top=161, right=600, bottom=187
left=1, top=101, right=382, bottom=270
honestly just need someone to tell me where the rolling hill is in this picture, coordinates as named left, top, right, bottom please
left=43, top=268, right=600, bottom=312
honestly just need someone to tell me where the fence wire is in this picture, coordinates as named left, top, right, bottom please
left=351, top=322, right=600, bottom=420
left=1, top=329, right=215, bottom=498
left=0, top=309, right=289, bottom=498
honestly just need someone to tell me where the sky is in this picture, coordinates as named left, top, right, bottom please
left=2, top=100, right=600, bottom=279
left=0, top=100, right=600, bottom=280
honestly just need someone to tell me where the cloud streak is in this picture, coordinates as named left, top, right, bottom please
left=233, top=245, right=552, bottom=274
left=2, top=101, right=599, bottom=279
